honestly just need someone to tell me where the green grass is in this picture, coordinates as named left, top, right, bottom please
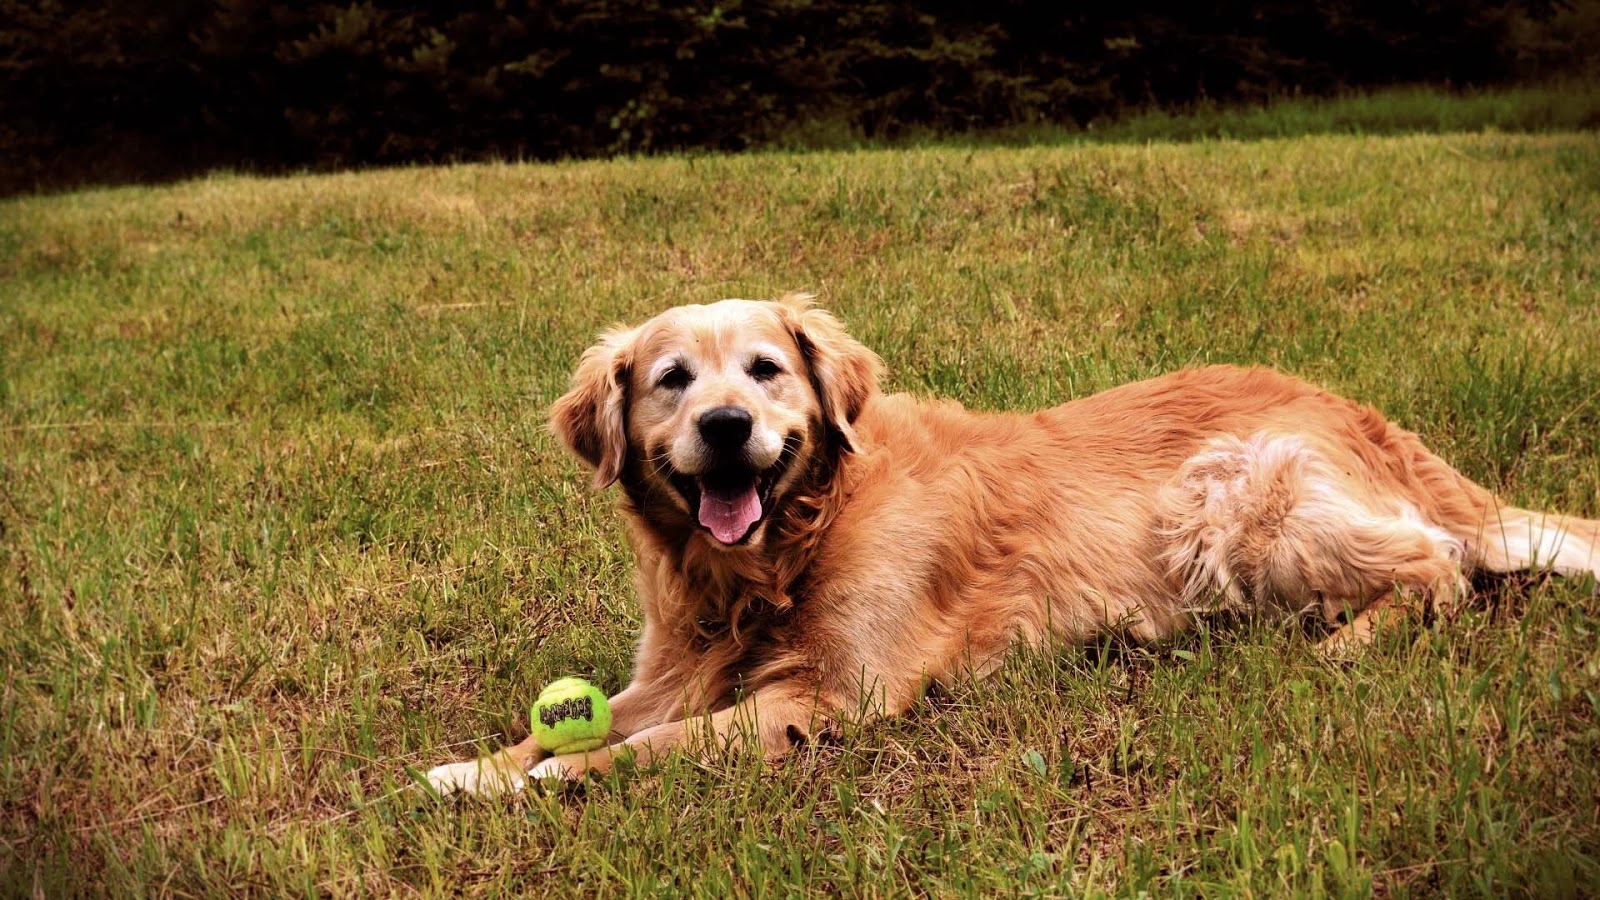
left=782, top=82, right=1600, bottom=151
left=3, top=127, right=1600, bottom=896
left=1101, top=82, right=1600, bottom=141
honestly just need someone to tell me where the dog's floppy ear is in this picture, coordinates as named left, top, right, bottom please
left=550, top=324, right=639, bottom=488
left=777, top=293, right=884, bottom=452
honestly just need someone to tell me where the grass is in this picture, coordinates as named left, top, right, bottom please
left=778, top=82, right=1600, bottom=152
left=1064, top=81, right=1600, bottom=144
left=3, top=123, right=1600, bottom=896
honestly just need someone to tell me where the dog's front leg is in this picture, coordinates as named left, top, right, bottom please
left=422, top=732, right=543, bottom=798
left=601, top=676, right=698, bottom=741
left=423, top=680, right=678, bottom=797
left=528, top=683, right=829, bottom=783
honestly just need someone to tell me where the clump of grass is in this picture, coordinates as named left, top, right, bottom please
left=1, top=127, right=1598, bottom=895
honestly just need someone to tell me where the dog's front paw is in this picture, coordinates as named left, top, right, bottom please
left=528, top=755, right=583, bottom=784
left=425, top=759, right=528, bottom=797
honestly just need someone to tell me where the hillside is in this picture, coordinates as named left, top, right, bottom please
left=3, top=132, right=1599, bottom=895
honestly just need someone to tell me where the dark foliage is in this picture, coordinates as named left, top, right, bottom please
left=2, top=0, right=1595, bottom=192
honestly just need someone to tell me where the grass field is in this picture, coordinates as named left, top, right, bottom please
left=3, top=123, right=1600, bottom=896
left=793, top=82, right=1600, bottom=151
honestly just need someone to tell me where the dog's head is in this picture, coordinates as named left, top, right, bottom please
left=551, top=293, right=882, bottom=550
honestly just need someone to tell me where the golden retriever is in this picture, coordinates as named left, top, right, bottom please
left=427, top=293, right=1599, bottom=795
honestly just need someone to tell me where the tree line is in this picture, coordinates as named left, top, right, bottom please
left=3, top=0, right=1595, bottom=191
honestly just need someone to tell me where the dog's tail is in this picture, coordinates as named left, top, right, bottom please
left=1471, top=506, right=1600, bottom=579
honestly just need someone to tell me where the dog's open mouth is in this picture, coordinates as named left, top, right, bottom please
left=669, top=437, right=799, bottom=545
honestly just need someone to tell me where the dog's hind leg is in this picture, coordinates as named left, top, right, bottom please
left=1471, top=506, right=1600, bottom=580
left=1345, top=411, right=1600, bottom=587
left=1163, top=433, right=1469, bottom=650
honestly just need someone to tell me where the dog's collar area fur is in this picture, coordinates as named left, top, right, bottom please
left=692, top=591, right=791, bottom=648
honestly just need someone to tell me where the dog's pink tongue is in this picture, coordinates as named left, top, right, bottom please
left=698, top=483, right=761, bottom=544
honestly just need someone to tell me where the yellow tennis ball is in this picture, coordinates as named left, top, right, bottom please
left=530, top=677, right=611, bottom=754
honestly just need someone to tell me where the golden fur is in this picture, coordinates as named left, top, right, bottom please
left=428, top=294, right=1599, bottom=795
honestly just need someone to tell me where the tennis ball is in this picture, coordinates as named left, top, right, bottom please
left=531, top=677, right=612, bottom=754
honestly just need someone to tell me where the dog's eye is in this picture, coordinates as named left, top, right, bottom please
left=658, top=365, right=693, bottom=391
left=748, top=357, right=782, bottom=381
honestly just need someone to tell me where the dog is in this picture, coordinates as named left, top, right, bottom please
left=426, top=293, right=1599, bottom=795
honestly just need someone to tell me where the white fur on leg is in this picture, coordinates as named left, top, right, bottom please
left=425, top=759, right=528, bottom=796
left=1482, top=511, right=1599, bottom=578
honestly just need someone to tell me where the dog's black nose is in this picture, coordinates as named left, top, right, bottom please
left=698, top=406, right=753, bottom=451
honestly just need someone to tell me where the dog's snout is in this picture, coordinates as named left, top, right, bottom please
left=698, top=406, right=753, bottom=451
